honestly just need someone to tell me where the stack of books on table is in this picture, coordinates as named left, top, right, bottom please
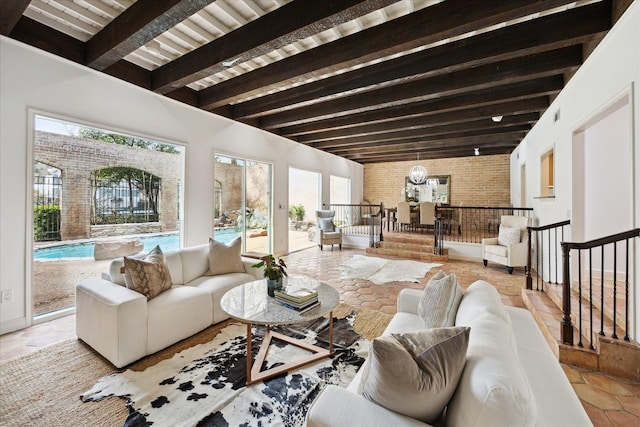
left=274, top=287, right=319, bottom=313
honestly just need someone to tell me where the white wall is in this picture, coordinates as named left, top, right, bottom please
left=510, top=2, right=640, bottom=340
left=0, top=37, right=363, bottom=332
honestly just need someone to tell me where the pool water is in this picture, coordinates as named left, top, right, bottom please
left=34, top=229, right=240, bottom=259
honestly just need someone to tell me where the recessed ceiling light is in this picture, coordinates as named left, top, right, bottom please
left=491, top=115, right=503, bottom=122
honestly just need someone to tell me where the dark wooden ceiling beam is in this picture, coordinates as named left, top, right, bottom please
left=327, top=130, right=528, bottom=155
left=9, top=16, right=85, bottom=63
left=152, top=0, right=398, bottom=94
left=307, top=115, right=538, bottom=147
left=0, top=0, right=30, bottom=36
left=86, top=0, right=216, bottom=71
left=342, top=139, right=520, bottom=160
left=232, top=0, right=611, bottom=119
left=261, top=45, right=581, bottom=130
left=278, top=77, right=561, bottom=137
left=198, top=0, right=577, bottom=109
left=103, top=60, right=152, bottom=90
left=302, top=99, right=545, bottom=144
left=347, top=145, right=517, bottom=163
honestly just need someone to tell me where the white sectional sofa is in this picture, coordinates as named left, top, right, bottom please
left=307, top=280, right=592, bottom=427
left=76, top=243, right=262, bottom=368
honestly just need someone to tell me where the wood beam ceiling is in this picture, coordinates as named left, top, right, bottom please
left=4, top=0, right=622, bottom=163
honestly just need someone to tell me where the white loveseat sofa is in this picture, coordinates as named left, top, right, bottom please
left=76, top=243, right=262, bottom=368
left=307, top=280, right=592, bottom=427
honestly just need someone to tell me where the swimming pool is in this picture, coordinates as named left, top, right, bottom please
left=34, top=229, right=241, bottom=259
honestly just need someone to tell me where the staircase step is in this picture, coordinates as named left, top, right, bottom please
left=383, top=233, right=436, bottom=245
left=522, top=288, right=640, bottom=382
left=541, top=282, right=626, bottom=343
left=522, top=289, right=598, bottom=369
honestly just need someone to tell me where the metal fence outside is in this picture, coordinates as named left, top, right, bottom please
left=34, top=175, right=61, bottom=241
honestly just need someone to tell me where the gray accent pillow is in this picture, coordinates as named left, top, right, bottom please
left=418, top=270, right=463, bottom=328
left=318, top=218, right=335, bottom=232
left=206, top=237, right=245, bottom=275
left=361, top=327, right=470, bottom=423
left=123, top=245, right=172, bottom=300
left=498, top=226, right=521, bottom=246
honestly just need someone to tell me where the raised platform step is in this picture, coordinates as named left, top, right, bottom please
left=370, top=231, right=448, bottom=261
left=522, top=288, right=640, bottom=382
left=366, top=246, right=448, bottom=262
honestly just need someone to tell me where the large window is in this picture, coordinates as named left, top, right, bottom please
left=214, top=155, right=272, bottom=254
left=31, top=114, right=184, bottom=321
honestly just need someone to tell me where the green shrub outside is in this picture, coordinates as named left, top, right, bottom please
left=34, top=205, right=60, bottom=240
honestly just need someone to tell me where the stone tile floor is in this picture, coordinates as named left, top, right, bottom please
left=1, top=246, right=638, bottom=426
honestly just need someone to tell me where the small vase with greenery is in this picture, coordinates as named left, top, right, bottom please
left=252, top=255, right=288, bottom=296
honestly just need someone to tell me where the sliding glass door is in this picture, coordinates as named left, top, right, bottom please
left=288, top=167, right=320, bottom=252
left=214, top=155, right=272, bottom=254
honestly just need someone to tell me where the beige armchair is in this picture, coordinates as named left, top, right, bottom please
left=482, top=215, right=530, bottom=274
left=315, top=210, right=342, bottom=250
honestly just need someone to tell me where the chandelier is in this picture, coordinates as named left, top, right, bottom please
left=409, top=154, right=428, bottom=184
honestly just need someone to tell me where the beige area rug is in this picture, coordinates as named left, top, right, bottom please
left=341, top=254, right=441, bottom=285
left=0, top=304, right=391, bottom=427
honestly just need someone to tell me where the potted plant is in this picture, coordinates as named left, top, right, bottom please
left=252, top=255, right=288, bottom=296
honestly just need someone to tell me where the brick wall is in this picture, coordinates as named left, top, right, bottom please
left=35, top=131, right=182, bottom=240
left=364, top=154, right=511, bottom=208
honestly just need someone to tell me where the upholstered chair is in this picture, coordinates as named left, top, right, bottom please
left=419, top=201, right=436, bottom=231
left=397, top=202, right=414, bottom=232
left=481, top=215, right=530, bottom=274
left=315, top=210, right=342, bottom=250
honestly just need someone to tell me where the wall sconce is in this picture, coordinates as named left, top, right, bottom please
left=474, top=147, right=480, bottom=156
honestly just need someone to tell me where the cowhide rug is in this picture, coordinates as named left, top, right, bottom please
left=340, top=254, right=441, bottom=285
left=81, top=312, right=367, bottom=427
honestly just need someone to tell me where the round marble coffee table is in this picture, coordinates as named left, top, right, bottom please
left=220, top=277, right=340, bottom=385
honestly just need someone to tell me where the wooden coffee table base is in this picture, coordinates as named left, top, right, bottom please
left=245, top=312, right=334, bottom=386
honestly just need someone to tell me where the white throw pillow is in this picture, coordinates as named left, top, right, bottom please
left=206, top=237, right=245, bottom=276
left=498, top=226, right=521, bottom=246
left=360, top=327, right=470, bottom=423
left=318, top=218, right=336, bottom=232
left=418, top=270, right=463, bottom=328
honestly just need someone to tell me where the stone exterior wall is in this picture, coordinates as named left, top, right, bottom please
left=364, top=154, right=511, bottom=209
left=34, top=131, right=182, bottom=240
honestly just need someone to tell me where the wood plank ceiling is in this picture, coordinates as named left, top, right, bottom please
left=1, top=0, right=627, bottom=163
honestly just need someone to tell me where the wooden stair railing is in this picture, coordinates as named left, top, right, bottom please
left=560, top=228, right=639, bottom=347
left=526, top=220, right=571, bottom=291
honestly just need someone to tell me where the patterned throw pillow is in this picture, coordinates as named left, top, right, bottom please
left=318, top=218, right=335, bottom=232
left=418, top=270, right=463, bottom=328
left=360, top=327, right=470, bottom=423
left=498, top=226, right=521, bottom=246
left=123, top=245, right=173, bottom=300
left=206, top=237, right=245, bottom=275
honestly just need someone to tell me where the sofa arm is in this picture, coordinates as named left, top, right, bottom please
left=397, top=288, right=423, bottom=315
left=241, top=257, right=264, bottom=280
left=307, top=385, right=429, bottom=427
left=76, top=279, right=148, bottom=368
